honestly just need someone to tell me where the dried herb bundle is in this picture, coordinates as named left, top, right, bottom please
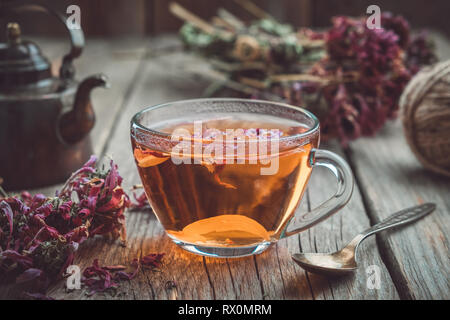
left=171, top=2, right=436, bottom=145
left=0, top=156, right=131, bottom=296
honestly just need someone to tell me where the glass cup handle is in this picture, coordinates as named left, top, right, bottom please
left=283, top=149, right=354, bottom=238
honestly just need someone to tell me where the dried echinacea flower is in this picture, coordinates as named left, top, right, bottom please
left=129, top=185, right=152, bottom=211
left=140, top=253, right=165, bottom=270
left=81, top=259, right=136, bottom=296
left=275, top=13, right=435, bottom=146
left=130, top=191, right=150, bottom=211
left=81, top=253, right=164, bottom=296
left=0, top=155, right=132, bottom=297
left=57, top=155, right=130, bottom=243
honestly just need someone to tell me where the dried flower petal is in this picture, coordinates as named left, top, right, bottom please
left=130, top=191, right=151, bottom=211
left=140, top=253, right=165, bottom=269
left=81, top=258, right=141, bottom=296
left=23, top=292, right=55, bottom=300
left=16, top=268, right=44, bottom=284
left=80, top=253, right=163, bottom=296
left=1, top=250, right=33, bottom=268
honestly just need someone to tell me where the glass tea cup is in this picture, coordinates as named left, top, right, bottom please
left=131, top=98, right=354, bottom=258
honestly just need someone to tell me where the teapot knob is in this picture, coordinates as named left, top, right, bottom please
left=1, top=2, right=84, bottom=81
left=7, top=22, right=21, bottom=45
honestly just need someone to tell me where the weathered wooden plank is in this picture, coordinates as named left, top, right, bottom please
left=343, top=33, right=450, bottom=299
left=50, top=48, right=398, bottom=299
left=252, top=198, right=315, bottom=300
left=181, top=56, right=400, bottom=299
left=47, top=51, right=290, bottom=299
left=249, top=142, right=399, bottom=300
left=49, top=50, right=220, bottom=300
left=6, top=32, right=449, bottom=300
left=300, top=143, right=399, bottom=299
left=347, top=121, right=450, bottom=299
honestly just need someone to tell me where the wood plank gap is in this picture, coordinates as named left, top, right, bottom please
left=274, top=243, right=287, bottom=299
left=135, top=213, right=157, bottom=300
left=144, top=270, right=157, bottom=300
left=304, top=271, right=316, bottom=300
left=225, top=259, right=238, bottom=297
left=327, top=279, right=336, bottom=300
left=252, top=255, right=266, bottom=299
left=343, top=147, right=408, bottom=299
left=202, top=257, right=217, bottom=300
left=300, top=188, right=316, bottom=300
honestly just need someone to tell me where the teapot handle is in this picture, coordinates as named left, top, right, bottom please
left=1, top=1, right=84, bottom=80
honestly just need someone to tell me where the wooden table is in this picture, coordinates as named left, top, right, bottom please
left=4, top=34, right=450, bottom=300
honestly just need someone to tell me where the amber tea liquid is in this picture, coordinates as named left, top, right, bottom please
left=132, top=113, right=318, bottom=248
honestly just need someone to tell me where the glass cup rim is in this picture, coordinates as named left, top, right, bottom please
left=131, top=98, right=320, bottom=142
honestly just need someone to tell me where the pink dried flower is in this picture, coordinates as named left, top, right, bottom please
left=0, top=155, right=136, bottom=298
left=130, top=191, right=151, bottom=211
left=81, top=253, right=163, bottom=296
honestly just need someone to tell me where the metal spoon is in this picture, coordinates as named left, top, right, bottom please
left=292, top=203, right=436, bottom=275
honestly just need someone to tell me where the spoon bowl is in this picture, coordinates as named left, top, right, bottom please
left=291, top=203, right=435, bottom=275
left=292, top=251, right=357, bottom=275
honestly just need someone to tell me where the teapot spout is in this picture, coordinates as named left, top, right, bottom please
left=58, top=74, right=109, bottom=145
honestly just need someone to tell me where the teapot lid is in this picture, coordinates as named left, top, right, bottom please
left=0, top=23, right=52, bottom=88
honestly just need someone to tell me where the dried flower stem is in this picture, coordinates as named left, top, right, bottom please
left=0, top=185, right=8, bottom=198
left=170, top=2, right=233, bottom=40
left=233, top=0, right=274, bottom=20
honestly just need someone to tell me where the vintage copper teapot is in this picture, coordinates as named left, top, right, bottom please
left=0, top=3, right=109, bottom=190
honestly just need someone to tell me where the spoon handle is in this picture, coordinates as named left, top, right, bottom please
left=361, top=203, right=435, bottom=238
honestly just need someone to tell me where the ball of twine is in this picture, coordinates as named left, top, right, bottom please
left=400, top=60, right=450, bottom=177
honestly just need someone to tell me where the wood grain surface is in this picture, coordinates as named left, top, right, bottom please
left=49, top=45, right=399, bottom=300
left=1, top=34, right=448, bottom=300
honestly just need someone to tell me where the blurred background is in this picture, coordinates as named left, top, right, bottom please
left=1, top=0, right=450, bottom=38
